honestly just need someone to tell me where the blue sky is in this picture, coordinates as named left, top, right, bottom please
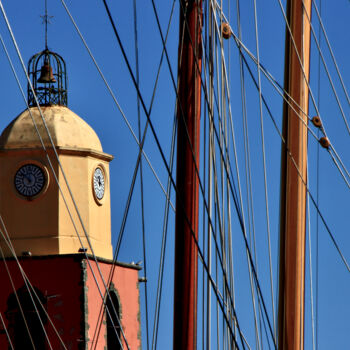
left=0, top=1, right=350, bottom=349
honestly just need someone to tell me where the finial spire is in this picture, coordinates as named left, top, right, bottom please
left=40, top=0, right=53, bottom=50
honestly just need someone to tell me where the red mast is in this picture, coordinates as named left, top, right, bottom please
left=173, top=0, right=203, bottom=349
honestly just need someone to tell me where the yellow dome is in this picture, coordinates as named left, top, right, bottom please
left=0, top=106, right=102, bottom=151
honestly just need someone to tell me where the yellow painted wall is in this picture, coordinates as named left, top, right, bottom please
left=0, top=107, right=113, bottom=259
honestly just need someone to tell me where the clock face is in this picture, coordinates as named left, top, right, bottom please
left=93, top=167, right=105, bottom=201
left=15, top=164, right=45, bottom=198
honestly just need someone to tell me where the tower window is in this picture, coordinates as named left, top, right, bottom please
left=106, top=290, right=122, bottom=349
left=6, top=286, right=47, bottom=349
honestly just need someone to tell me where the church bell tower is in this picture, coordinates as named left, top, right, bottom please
left=0, top=48, right=141, bottom=349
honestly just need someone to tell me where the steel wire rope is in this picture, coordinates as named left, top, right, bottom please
left=232, top=32, right=350, bottom=274
left=238, top=46, right=350, bottom=273
left=326, top=147, right=350, bottom=189
left=215, top=1, right=317, bottom=126
left=217, top=13, right=238, bottom=335
left=211, top=136, right=249, bottom=348
left=205, top=8, right=276, bottom=334
left=211, top=0, right=246, bottom=244
left=101, top=0, right=176, bottom=277
left=214, top=205, right=221, bottom=350
left=59, top=0, right=175, bottom=213
left=252, top=0, right=276, bottom=339
left=204, top=5, right=215, bottom=347
left=86, top=3, right=178, bottom=347
left=214, top=10, right=322, bottom=145
left=211, top=3, right=266, bottom=347
left=232, top=1, right=262, bottom=347
left=106, top=0, right=244, bottom=319
left=213, top=5, right=324, bottom=146
left=154, top=0, right=265, bottom=287
left=153, top=0, right=246, bottom=238
left=201, top=7, right=206, bottom=344
left=200, top=41, right=279, bottom=350
left=87, top=6, right=182, bottom=350
left=224, top=24, right=350, bottom=346
left=325, top=142, right=350, bottom=188
left=151, top=116, right=177, bottom=350
left=315, top=1, right=322, bottom=347
left=201, top=66, right=207, bottom=350
left=306, top=182, right=316, bottom=350
left=239, top=47, right=350, bottom=275
left=224, top=4, right=238, bottom=347
left=0, top=13, right=128, bottom=349
left=230, top=1, right=267, bottom=347
left=153, top=0, right=242, bottom=233
left=1, top=0, right=260, bottom=348
left=201, top=26, right=244, bottom=227
left=275, top=0, right=349, bottom=144
left=171, top=3, right=247, bottom=346
left=200, top=6, right=210, bottom=347
left=284, top=149, right=350, bottom=272
left=212, top=9, right=230, bottom=324
left=0, top=313, right=14, bottom=350
left=219, top=14, right=232, bottom=340
left=311, top=0, right=350, bottom=109
left=203, top=8, right=243, bottom=347
left=206, top=42, right=248, bottom=342
left=206, top=86, right=251, bottom=348
left=99, top=0, right=275, bottom=346
left=0, top=217, right=68, bottom=349
left=132, top=2, right=150, bottom=349
left=302, top=1, right=350, bottom=141
left=216, top=0, right=350, bottom=343
left=215, top=14, right=322, bottom=348
left=217, top=11, right=230, bottom=340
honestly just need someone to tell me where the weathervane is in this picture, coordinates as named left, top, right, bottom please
left=40, top=0, right=53, bottom=49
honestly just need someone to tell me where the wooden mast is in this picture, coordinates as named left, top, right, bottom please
left=173, top=0, right=203, bottom=349
left=278, top=0, right=312, bottom=349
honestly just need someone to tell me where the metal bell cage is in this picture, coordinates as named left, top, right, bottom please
left=27, top=49, right=68, bottom=107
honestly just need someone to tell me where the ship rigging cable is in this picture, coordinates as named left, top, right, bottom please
left=0, top=1, right=350, bottom=349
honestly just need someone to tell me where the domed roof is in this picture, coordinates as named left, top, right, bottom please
left=0, top=106, right=102, bottom=151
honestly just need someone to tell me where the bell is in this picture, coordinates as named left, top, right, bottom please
left=37, top=63, right=56, bottom=83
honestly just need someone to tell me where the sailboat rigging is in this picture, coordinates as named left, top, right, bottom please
left=0, top=0, right=349, bottom=349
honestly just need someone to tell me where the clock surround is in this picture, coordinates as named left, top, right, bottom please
left=92, top=165, right=106, bottom=205
left=14, top=161, right=49, bottom=200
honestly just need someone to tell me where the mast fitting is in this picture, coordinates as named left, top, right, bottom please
left=311, top=116, right=322, bottom=128
left=221, top=23, right=231, bottom=39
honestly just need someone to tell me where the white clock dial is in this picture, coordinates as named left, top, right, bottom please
left=15, top=164, right=45, bottom=197
left=93, top=167, right=105, bottom=200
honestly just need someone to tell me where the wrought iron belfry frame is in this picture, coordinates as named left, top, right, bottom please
left=27, top=49, right=68, bottom=107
